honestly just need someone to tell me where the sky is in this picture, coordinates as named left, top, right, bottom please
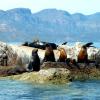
left=0, top=0, right=99, bottom=15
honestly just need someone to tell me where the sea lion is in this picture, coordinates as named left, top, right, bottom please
left=28, top=48, right=40, bottom=71
left=77, top=42, right=93, bottom=64
left=57, top=47, right=80, bottom=69
left=43, top=44, right=55, bottom=62
left=57, top=48, right=67, bottom=62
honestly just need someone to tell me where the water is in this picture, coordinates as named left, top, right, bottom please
left=0, top=79, right=100, bottom=100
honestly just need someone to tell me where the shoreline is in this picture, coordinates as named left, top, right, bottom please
left=0, top=62, right=100, bottom=84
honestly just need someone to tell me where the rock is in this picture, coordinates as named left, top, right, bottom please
left=41, top=62, right=69, bottom=69
left=1, top=61, right=100, bottom=84
left=1, top=41, right=100, bottom=84
left=0, top=41, right=17, bottom=66
left=6, top=42, right=100, bottom=67
left=7, top=66, right=27, bottom=75
left=6, top=68, right=71, bottom=84
left=39, top=68, right=71, bottom=84
left=95, top=50, right=100, bottom=66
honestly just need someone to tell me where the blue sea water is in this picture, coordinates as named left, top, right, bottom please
left=0, top=79, right=100, bottom=100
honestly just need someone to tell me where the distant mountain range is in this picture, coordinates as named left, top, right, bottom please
left=0, top=8, right=100, bottom=42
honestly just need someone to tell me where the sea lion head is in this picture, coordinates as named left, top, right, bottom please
left=32, top=48, right=38, bottom=56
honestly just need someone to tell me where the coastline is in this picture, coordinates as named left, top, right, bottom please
left=0, top=62, right=100, bottom=84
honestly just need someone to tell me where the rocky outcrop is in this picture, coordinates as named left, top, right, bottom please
left=10, top=42, right=100, bottom=68
left=2, top=62, right=100, bottom=84
left=5, top=68, right=71, bottom=84
left=0, top=41, right=100, bottom=67
left=0, top=42, right=17, bottom=66
left=0, top=41, right=100, bottom=84
left=0, top=41, right=99, bottom=67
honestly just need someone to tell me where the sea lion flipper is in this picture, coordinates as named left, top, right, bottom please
left=62, top=42, right=67, bottom=45
left=83, top=42, right=93, bottom=47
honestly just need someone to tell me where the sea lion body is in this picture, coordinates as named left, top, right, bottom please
left=78, top=42, right=94, bottom=63
left=28, top=49, right=40, bottom=71
left=43, top=44, right=55, bottom=62
left=78, top=47, right=88, bottom=63
left=58, top=48, right=67, bottom=62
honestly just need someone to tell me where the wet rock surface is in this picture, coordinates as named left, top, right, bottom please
left=5, top=67, right=71, bottom=84
left=0, top=62, right=100, bottom=84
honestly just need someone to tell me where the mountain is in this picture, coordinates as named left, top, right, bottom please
left=0, top=8, right=100, bottom=42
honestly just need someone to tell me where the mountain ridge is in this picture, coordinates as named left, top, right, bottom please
left=0, top=8, right=100, bottom=42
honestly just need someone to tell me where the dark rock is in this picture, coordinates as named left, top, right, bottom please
left=41, top=62, right=100, bottom=70
left=27, top=41, right=58, bottom=50
left=41, top=62, right=69, bottom=69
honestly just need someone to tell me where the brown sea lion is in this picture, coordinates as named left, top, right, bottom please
left=43, top=44, right=55, bottom=62
left=77, top=42, right=93, bottom=64
left=57, top=48, right=67, bottom=62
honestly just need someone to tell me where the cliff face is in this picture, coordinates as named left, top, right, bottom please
left=0, top=8, right=100, bottom=42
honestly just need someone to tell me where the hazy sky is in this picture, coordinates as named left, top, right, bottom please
left=0, top=0, right=99, bottom=15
